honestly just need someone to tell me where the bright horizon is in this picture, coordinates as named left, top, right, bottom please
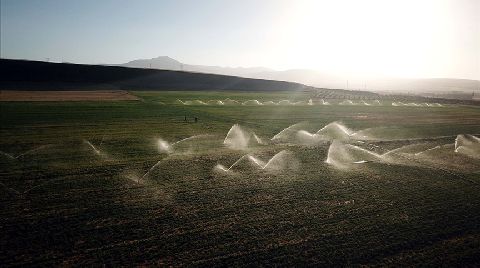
left=1, top=0, right=479, bottom=80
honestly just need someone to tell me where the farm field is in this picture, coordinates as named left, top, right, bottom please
left=0, top=90, right=139, bottom=101
left=1, top=90, right=480, bottom=266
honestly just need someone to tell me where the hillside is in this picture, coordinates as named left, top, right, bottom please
left=0, top=59, right=308, bottom=92
left=119, top=56, right=480, bottom=95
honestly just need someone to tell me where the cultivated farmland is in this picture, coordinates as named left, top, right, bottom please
left=1, top=91, right=479, bottom=266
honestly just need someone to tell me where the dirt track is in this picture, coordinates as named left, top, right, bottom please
left=0, top=90, right=140, bottom=101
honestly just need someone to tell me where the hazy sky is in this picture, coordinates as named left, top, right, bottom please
left=1, top=0, right=479, bottom=79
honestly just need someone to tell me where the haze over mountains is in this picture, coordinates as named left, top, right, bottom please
left=121, top=56, right=272, bottom=78
left=120, top=56, right=480, bottom=98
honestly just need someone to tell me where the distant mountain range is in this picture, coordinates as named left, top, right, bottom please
left=120, top=56, right=480, bottom=96
left=121, top=56, right=272, bottom=78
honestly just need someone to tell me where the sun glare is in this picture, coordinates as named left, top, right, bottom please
left=268, top=0, right=448, bottom=78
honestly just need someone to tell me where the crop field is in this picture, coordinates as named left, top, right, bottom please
left=1, top=90, right=480, bottom=266
left=0, top=90, right=139, bottom=101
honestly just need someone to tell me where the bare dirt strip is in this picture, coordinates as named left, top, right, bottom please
left=0, top=90, right=140, bottom=101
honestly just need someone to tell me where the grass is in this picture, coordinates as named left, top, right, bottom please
left=1, top=90, right=480, bottom=266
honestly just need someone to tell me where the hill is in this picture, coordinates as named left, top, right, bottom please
left=0, top=59, right=308, bottom=92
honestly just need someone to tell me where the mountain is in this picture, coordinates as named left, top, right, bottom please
left=121, top=56, right=273, bottom=77
left=122, top=56, right=182, bottom=70
left=120, top=56, right=480, bottom=97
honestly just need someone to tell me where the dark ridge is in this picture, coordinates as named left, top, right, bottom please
left=0, top=59, right=309, bottom=92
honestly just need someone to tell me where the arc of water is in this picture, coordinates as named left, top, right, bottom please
left=170, top=134, right=212, bottom=147
left=253, top=133, right=265, bottom=145
left=414, top=145, right=442, bottom=156
left=247, top=150, right=289, bottom=170
left=84, top=140, right=101, bottom=156
left=316, top=122, right=357, bottom=138
left=271, top=122, right=304, bottom=140
left=215, top=154, right=250, bottom=172
left=227, top=154, right=250, bottom=170
left=142, top=158, right=164, bottom=179
left=159, top=134, right=213, bottom=154
left=381, top=142, right=428, bottom=157
left=1, top=144, right=54, bottom=160
left=223, top=124, right=256, bottom=149
left=248, top=155, right=266, bottom=168
left=18, top=144, right=54, bottom=158
left=0, top=151, right=15, bottom=159
left=262, top=151, right=289, bottom=170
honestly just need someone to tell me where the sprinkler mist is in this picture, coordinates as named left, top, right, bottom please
left=454, top=134, right=480, bottom=158
left=321, top=99, right=330, bottom=105
left=215, top=150, right=297, bottom=173
left=242, top=100, right=263, bottom=105
left=272, top=121, right=362, bottom=144
left=325, top=133, right=480, bottom=170
left=121, top=171, right=143, bottom=184
left=248, top=150, right=297, bottom=171
left=223, top=124, right=264, bottom=150
left=315, top=122, right=356, bottom=141
left=157, top=139, right=172, bottom=154
left=325, top=140, right=383, bottom=169
left=157, top=134, right=213, bottom=154
left=271, top=122, right=307, bottom=141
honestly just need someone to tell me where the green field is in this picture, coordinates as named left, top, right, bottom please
left=1, top=91, right=480, bottom=266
